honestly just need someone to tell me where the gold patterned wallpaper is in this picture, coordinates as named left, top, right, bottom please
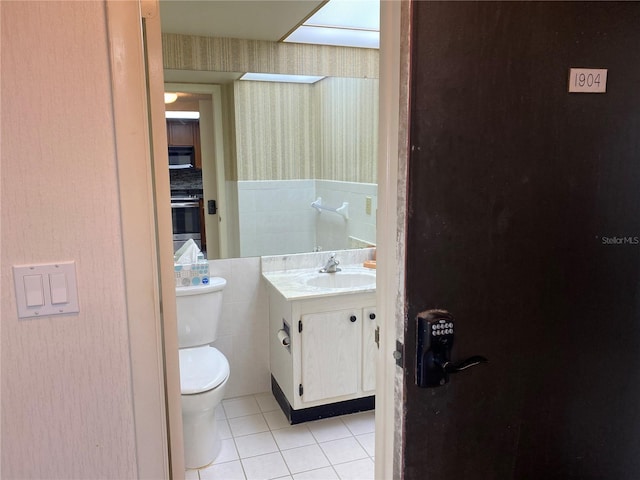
left=233, top=77, right=378, bottom=183
left=161, top=34, right=379, bottom=184
left=317, top=77, right=378, bottom=184
left=220, top=83, right=238, bottom=181
left=162, top=34, right=379, bottom=79
left=234, top=81, right=319, bottom=181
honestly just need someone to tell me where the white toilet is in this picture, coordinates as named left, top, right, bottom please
left=175, top=277, right=230, bottom=469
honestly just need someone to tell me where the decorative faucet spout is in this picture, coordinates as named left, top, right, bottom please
left=319, top=253, right=341, bottom=273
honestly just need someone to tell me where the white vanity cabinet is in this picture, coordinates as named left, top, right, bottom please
left=268, top=290, right=377, bottom=414
left=300, top=308, right=360, bottom=403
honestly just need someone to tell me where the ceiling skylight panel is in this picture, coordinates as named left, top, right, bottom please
left=304, top=0, right=379, bottom=30
left=240, top=73, right=326, bottom=84
left=285, top=26, right=379, bottom=49
left=283, top=0, right=380, bottom=49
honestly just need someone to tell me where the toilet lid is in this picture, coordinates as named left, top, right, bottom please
left=179, top=347, right=230, bottom=395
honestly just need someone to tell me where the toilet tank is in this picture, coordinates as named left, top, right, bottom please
left=175, top=277, right=226, bottom=348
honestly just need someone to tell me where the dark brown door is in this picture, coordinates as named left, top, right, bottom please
left=404, top=2, right=640, bottom=479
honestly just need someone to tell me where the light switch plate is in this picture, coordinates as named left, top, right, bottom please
left=13, top=262, right=79, bottom=318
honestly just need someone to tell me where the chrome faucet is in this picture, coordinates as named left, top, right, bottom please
left=319, top=253, right=341, bottom=273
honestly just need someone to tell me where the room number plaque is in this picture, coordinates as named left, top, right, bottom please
left=568, top=68, right=607, bottom=93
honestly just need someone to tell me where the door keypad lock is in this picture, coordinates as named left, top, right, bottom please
left=416, top=309, right=488, bottom=388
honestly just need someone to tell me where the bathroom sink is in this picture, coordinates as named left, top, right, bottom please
left=262, top=264, right=377, bottom=300
left=302, top=271, right=376, bottom=289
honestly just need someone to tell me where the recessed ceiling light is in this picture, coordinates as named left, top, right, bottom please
left=283, top=0, right=379, bottom=49
left=240, top=73, right=326, bottom=84
left=164, top=92, right=178, bottom=104
left=165, top=111, right=200, bottom=119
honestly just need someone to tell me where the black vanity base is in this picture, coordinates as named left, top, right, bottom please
left=271, top=375, right=375, bottom=425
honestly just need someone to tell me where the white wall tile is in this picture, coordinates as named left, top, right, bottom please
left=210, top=257, right=271, bottom=398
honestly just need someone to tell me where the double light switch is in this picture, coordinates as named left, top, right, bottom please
left=13, top=262, right=79, bottom=318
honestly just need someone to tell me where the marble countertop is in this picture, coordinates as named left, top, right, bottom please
left=262, top=265, right=376, bottom=301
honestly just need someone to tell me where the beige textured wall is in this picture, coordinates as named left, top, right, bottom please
left=162, top=34, right=379, bottom=79
left=1, top=2, right=137, bottom=478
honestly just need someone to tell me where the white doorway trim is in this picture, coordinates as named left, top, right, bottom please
left=164, top=83, right=229, bottom=259
left=106, top=0, right=408, bottom=478
left=105, top=1, right=183, bottom=477
left=376, top=0, right=406, bottom=478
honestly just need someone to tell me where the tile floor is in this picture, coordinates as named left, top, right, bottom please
left=186, top=392, right=375, bottom=480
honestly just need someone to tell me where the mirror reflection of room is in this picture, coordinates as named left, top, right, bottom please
left=162, top=5, right=379, bottom=260
left=165, top=100, right=207, bottom=254
left=161, top=1, right=380, bottom=477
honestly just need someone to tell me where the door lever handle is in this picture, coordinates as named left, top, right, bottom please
left=416, top=309, right=488, bottom=387
left=439, top=355, right=488, bottom=374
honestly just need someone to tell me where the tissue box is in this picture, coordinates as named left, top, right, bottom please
left=174, top=261, right=210, bottom=287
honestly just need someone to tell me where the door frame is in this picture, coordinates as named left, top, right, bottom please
left=106, top=0, right=183, bottom=477
left=375, top=0, right=409, bottom=479
left=105, top=0, right=408, bottom=478
left=164, top=83, right=229, bottom=259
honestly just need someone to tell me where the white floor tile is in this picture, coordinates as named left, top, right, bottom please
left=215, top=405, right=227, bottom=420
left=242, top=452, right=290, bottom=480
left=281, top=444, right=330, bottom=474
left=263, top=409, right=291, bottom=430
left=217, top=419, right=232, bottom=440
left=223, top=396, right=262, bottom=418
left=333, top=458, right=374, bottom=480
left=235, top=431, right=279, bottom=458
left=307, top=417, right=353, bottom=443
left=293, top=466, right=340, bottom=480
left=207, top=397, right=375, bottom=479
left=355, top=433, right=375, bottom=458
left=341, top=412, right=375, bottom=436
left=212, top=438, right=239, bottom=465
left=184, top=469, right=199, bottom=480
left=319, top=437, right=368, bottom=465
left=229, top=413, right=269, bottom=437
left=199, top=459, right=246, bottom=480
left=272, top=424, right=316, bottom=451
left=255, top=392, right=281, bottom=412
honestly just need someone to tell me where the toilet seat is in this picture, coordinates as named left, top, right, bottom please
left=179, top=346, right=230, bottom=395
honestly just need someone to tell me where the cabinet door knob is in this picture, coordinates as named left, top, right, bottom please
left=350, top=315, right=357, bottom=322
left=369, top=313, right=376, bottom=320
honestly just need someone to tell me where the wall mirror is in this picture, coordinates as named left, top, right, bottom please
left=160, top=1, right=380, bottom=260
